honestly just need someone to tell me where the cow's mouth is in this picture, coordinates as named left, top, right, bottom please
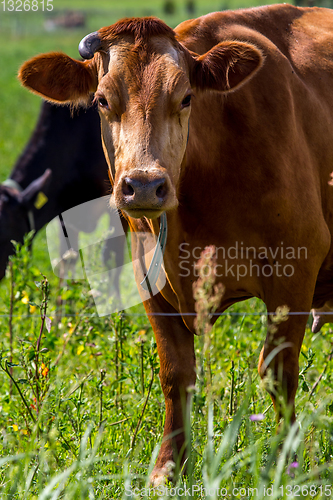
left=123, top=208, right=165, bottom=220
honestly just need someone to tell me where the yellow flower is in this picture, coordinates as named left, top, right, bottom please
left=21, top=429, right=28, bottom=435
left=29, top=305, right=36, bottom=314
left=135, top=329, right=148, bottom=343
left=21, top=291, right=29, bottom=305
left=39, top=363, right=49, bottom=377
left=13, top=424, right=19, bottom=432
left=77, top=345, right=84, bottom=356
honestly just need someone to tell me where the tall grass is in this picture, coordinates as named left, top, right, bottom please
left=0, top=236, right=333, bottom=498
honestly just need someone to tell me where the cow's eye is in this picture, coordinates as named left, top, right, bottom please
left=181, top=94, right=192, bottom=109
left=97, top=96, right=109, bottom=109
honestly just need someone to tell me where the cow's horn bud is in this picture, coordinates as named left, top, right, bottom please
left=78, top=32, right=102, bottom=59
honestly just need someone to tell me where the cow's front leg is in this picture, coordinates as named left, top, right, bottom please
left=144, top=294, right=196, bottom=485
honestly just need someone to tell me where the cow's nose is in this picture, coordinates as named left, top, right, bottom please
left=122, top=176, right=168, bottom=205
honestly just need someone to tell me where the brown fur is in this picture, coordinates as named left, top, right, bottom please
left=18, top=53, right=97, bottom=104
left=190, top=41, right=264, bottom=91
left=98, top=16, right=176, bottom=44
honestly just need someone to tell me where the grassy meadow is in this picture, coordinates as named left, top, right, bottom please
left=1, top=0, right=333, bottom=498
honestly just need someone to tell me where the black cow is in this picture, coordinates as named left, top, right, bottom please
left=0, top=101, right=126, bottom=282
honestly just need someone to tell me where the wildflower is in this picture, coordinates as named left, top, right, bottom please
left=12, top=424, right=19, bottom=432
left=29, top=304, right=36, bottom=314
left=268, top=305, right=290, bottom=334
left=135, top=329, right=147, bottom=343
left=77, top=345, right=84, bottom=356
left=21, top=291, right=29, bottom=305
left=287, top=462, right=299, bottom=478
left=270, top=305, right=290, bottom=324
left=249, top=413, right=265, bottom=421
left=21, top=429, right=28, bottom=435
left=193, top=245, right=225, bottom=336
left=39, top=363, right=49, bottom=377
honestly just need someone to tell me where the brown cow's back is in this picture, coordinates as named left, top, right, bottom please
left=176, top=5, right=332, bottom=65
left=171, top=5, right=333, bottom=313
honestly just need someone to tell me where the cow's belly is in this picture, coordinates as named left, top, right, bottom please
left=160, top=205, right=330, bottom=332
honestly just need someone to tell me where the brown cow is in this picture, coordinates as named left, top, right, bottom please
left=19, top=4, right=333, bottom=483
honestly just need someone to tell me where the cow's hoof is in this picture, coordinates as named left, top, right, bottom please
left=150, top=460, right=175, bottom=487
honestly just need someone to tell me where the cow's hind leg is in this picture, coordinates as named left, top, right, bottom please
left=258, top=285, right=314, bottom=423
left=144, top=294, right=196, bottom=486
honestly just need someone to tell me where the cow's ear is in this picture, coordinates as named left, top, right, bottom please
left=18, top=53, right=97, bottom=103
left=189, top=41, right=264, bottom=92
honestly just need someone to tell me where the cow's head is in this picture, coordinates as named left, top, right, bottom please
left=19, top=18, right=263, bottom=219
left=0, top=169, right=51, bottom=279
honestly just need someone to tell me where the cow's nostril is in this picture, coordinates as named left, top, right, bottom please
left=122, top=178, right=135, bottom=197
left=156, top=180, right=167, bottom=199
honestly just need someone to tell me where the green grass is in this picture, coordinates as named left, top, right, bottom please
left=0, top=237, right=333, bottom=498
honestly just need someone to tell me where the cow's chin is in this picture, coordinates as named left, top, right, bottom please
left=123, top=208, right=164, bottom=220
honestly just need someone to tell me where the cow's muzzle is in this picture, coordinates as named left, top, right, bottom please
left=115, top=172, right=176, bottom=219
